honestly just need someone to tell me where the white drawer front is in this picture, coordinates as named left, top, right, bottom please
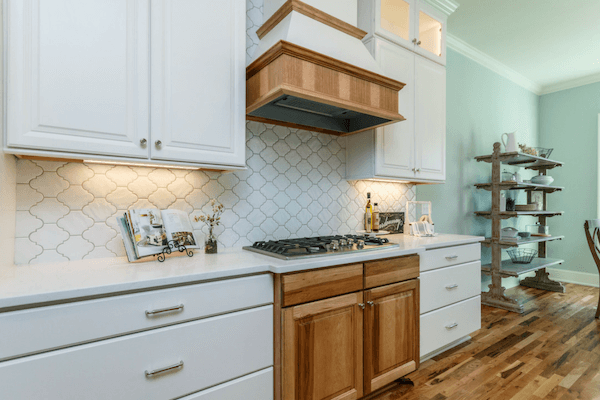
left=420, top=296, right=481, bottom=357
left=181, top=368, right=273, bottom=400
left=420, top=261, right=481, bottom=313
left=0, top=306, right=273, bottom=400
left=420, top=243, right=481, bottom=272
left=0, top=274, right=273, bottom=361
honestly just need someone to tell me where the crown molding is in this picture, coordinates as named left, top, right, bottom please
left=540, top=72, right=600, bottom=95
left=421, top=0, right=460, bottom=16
left=446, top=33, right=542, bottom=95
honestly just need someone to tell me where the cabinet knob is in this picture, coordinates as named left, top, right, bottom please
left=417, top=40, right=422, bottom=46
left=140, top=138, right=147, bottom=145
left=417, top=168, right=421, bottom=172
left=412, top=38, right=418, bottom=44
left=155, top=140, right=162, bottom=148
left=367, top=301, right=374, bottom=307
left=358, top=303, right=365, bottom=310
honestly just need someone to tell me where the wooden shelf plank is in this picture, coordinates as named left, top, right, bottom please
left=475, top=211, right=563, bottom=219
left=474, top=181, right=564, bottom=193
left=481, top=235, right=564, bottom=248
left=474, top=152, right=563, bottom=170
left=481, top=257, right=564, bottom=277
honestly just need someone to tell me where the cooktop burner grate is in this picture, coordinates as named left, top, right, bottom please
left=243, top=234, right=395, bottom=260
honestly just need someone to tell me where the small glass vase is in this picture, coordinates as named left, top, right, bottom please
left=205, top=232, right=218, bottom=254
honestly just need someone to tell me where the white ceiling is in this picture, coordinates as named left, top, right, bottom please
left=447, top=0, right=600, bottom=94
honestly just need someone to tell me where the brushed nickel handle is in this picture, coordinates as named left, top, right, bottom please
left=145, top=304, right=184, bottom=317
left=145, top=361, right=184, bottom=378
left=358, top=303, right=365, bottom=309
left=155, top=140, right=162, bottom=147
left=140, top=138, right=147, bottom=145
left=445, top=322, right=458, bottom=330
left=367, top=301, right=374, bottom=306
left=445, top=255, right=458, bottom=260
left=445, top=284, right=458, bottom=290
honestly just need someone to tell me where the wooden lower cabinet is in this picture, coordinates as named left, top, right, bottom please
left=281, top=278, right=420, bottom=400
left=364, top=280, right=419, bottom=394
left=282, top=292, right=364, bottom=400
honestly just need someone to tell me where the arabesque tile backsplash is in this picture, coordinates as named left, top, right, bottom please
left=13, top=0, right=415, bottom=264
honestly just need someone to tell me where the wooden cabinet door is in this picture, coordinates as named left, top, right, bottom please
left=6, top=0, right=150, bottom=158
left=150, top=0, right=246, bottom=167
left=283, top=292, right=363, bottom=400
left=414, top=56, right=446, bottom=181
left=364, top=279, right=419, bottom=394
left=373, top=38, right=416, bottom=180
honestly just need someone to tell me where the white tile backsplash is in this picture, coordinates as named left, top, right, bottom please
left=13, top=0, right=415, bottom=264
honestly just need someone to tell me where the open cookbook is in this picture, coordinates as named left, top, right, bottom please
left=118, top=209, right=199, bottom=262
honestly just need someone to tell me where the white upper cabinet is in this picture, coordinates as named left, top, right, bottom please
left=358, top=0, right=450, bottom=65
left=150, top=0, right=246, bottom=167
left=414, top=55, right=445, bottom=180
left=6, top=0, right=150, bottom=158
left=5, top=0, right=246, bottom=169
left=345, top=38, right=445, bottom=182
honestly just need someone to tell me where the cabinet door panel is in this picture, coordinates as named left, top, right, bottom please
left=414, top=2, right=446, bottom=65
left=414, top=56, right=445, bottom=181
left=374, top=39, right=415, bottom=179
left=373, top=0, right=417, bottom=52
left=150, top=0, right=245, bottom=167
left=364, top=279, right=419, bottom=394
left=283, top=293, right=363, bottom=400
left=7, top=0, right=150, bottom=157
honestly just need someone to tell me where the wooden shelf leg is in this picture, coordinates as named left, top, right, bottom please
left=520, top=268, right=565, bottom=293
left=482, top=280, right=524, bottom=314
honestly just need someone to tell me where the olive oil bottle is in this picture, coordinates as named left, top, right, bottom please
left=365, top=192, right=372, bottom=233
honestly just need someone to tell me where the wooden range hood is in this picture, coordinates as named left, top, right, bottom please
left=246, top=0, right=406, bottom=137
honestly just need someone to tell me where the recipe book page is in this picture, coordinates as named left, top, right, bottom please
left=161, top=209, right=199, bottom=249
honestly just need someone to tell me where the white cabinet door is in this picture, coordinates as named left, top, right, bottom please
left=414, top=1, right=446, bottom=65
left=414, top=56, right=445, bottom=181
left=373, top=0, right=417, bottom=52
left=150, top=0, right=246, bottom=167
left=374, top=39, right=415, bottom=179
left=6, top=0, right=150, bottom=158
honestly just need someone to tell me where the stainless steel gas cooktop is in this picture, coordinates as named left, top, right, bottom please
left=243, top=234, right=398, bottom=260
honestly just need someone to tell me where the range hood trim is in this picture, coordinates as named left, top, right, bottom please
left=247, top=40, right=405, bottom=91
left=257, top=0, right=368, bottom=40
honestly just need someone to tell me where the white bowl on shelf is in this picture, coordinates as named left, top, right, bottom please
left=531, top=175, right=554, bottom=185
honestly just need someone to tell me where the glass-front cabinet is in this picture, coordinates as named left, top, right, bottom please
left=359, top=0, right=447, bottom=65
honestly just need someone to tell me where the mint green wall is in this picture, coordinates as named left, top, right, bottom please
left=539, top=82, right=600, bottom=275
left=417, top=48, right=540, bottom=289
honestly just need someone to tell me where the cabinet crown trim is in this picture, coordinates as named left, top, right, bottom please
left=421, top=0, right=460, bottom=16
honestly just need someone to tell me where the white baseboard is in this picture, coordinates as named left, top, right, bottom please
left=420, top=336, right=471, bottom=363
left=547, top=268, right=599, bottom=288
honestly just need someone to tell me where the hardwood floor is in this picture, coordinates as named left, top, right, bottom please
left=371, top=283, right=600, bottom=400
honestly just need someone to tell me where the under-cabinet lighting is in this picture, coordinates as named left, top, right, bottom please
left=83, top=160, right=200, bottom=170
left=347, top=178, right=411, bottom=184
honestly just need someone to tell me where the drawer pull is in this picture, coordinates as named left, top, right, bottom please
left=145, top=304, right=184, bottom=317
left=445, top=255, right=459, bottom=260
left=445, top=322, right=458, bottom=330
left=145, top=361, right=184, bottom=378
left=445, top=284, right=459, bottom=290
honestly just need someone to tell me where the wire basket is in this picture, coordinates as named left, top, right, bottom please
left=507, top=248, right=538, bottom=264
left=532, top=147, right=553, bottom=159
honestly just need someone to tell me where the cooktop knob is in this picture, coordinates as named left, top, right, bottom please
left=330, top=240, right=339, bottom=251
left=357, top=240, right=365, bottom=249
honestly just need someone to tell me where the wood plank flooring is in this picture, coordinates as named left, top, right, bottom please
left=371, top=283, right=600, bottom=400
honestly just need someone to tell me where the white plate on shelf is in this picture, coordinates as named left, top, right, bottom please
left=356, top=230, right=391, bottom=235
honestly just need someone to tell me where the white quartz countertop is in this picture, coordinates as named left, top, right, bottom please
left=0, top=233, right=483, bottom=310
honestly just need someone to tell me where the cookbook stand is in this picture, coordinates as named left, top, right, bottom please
left=474, top=142, right=565, bottom=313
left=155, top=240, right=194, bottom=262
